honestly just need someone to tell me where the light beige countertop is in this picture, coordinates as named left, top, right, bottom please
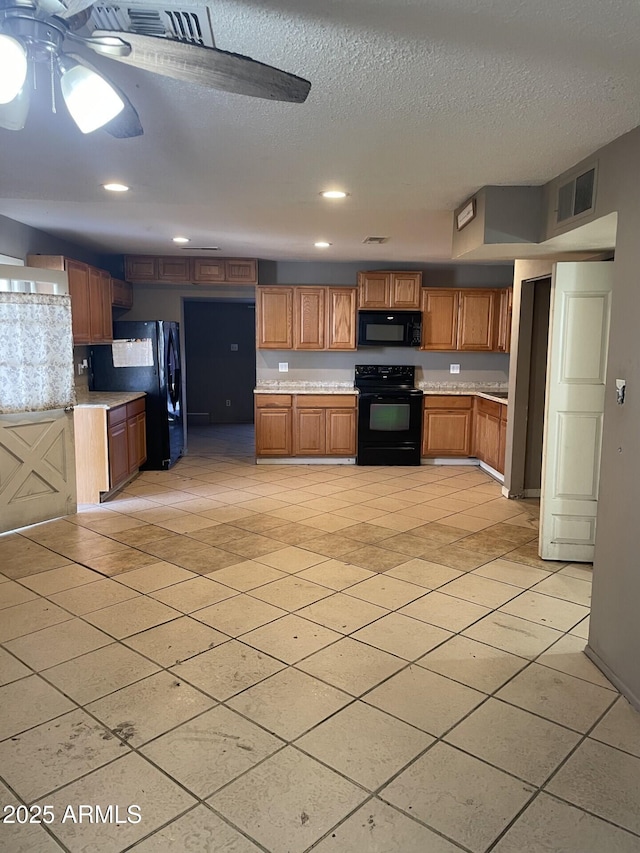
left=255, top=382, right=357, bottom=395
left=74, top=391, right=146, bottom=409
left=419, top=382, right=509, bottom=405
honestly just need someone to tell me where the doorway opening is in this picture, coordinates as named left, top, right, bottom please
left=183, top=299, right=256, bottom=448
left=521, top=276, right=552, bottom=497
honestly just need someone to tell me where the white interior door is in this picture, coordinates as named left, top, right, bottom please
left=539, top=261, right=613, bottom=561
left=0, top=409, right=77, bottom=534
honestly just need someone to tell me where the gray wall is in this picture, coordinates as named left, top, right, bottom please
left=0, top=214, right=104, bottom=267
left=540, top=127, right=640, bottom=706
left=523, top=278, right=551, bottom=491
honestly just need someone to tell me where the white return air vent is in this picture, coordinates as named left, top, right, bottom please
left=363, top=236, right=388, bottom=244
left=556, top=164, right=597, bottom=225
left=88, top=4, right=215, bottom=47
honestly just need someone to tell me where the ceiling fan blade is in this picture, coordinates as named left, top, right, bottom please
left=66, top=52, right=143, bottom=137
left=89, top=31, right=311, bottom=103
left=53, top=0, right=97, bottom=20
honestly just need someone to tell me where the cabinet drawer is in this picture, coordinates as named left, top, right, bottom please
left=424, top=395, right=473, bottom=409
left=126, top=397, right=145, bottom=418
left=255, top=394, right=292, bottom=408
left=296, top=395, right=356, bottom=408
left=107, top=404, right=127, bottom=427
left=476, top=397, right=501, bottom=418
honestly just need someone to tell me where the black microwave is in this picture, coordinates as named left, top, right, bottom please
left=357, top=310, right=422, bottom=347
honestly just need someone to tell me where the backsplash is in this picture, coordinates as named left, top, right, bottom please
left=256, top=349, right=510, bottom=385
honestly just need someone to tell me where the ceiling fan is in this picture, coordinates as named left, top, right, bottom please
left=0, top=0, right=311, bottom=137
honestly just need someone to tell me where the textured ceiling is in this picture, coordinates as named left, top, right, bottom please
left=1, top=0, right=639, bottom=261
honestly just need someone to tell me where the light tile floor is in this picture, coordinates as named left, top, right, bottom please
left=1, top=424, right=639, bottom=853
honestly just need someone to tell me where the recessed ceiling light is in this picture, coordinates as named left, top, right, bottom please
left=102, top=183, right=129, bottom=192
left=172, top=236, right=190, bottom=244
left=314, top=241, right=332, bottom=248
left=320, top=190, right=348, bottom=199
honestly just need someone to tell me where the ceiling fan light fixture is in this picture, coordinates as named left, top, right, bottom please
left=59, top=60, right=125, bottom=134
left=0, top=34, right=28, bottom=105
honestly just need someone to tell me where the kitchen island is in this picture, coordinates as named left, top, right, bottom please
left=74, top=391, right=147, bottom=503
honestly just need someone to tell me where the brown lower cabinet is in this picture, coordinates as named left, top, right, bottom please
left=422, top=394, right=507, bottom=475
left=74, top=397, right=147, bottom=502
left=422, top=396, right=473, bottom=456
left=473, top=397, right=506, bottom=474
left=255, top=394, right=356, bottom=458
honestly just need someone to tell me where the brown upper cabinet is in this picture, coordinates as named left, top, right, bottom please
left=111, top=278, right=133, bottom=309
left=125, top=255, right=258, bottom=285
left=358, top=271, right=422, bottom=309
left=257, top=286, right=357, bottom=351
left=27, top=255, right=113, bottom=345
left=496, top=286, right=513, bottom=353
left=257, top=287, right=294, bottom=349
left=422, top=287, right=508, bottom=352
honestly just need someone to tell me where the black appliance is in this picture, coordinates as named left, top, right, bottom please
left=357, top=310, right=422, bottom=348
left=90, top=320, right=183, bottom=470
left=355, top=365, right=423, bottom=465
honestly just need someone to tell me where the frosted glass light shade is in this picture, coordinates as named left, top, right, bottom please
left=0, top=34, right=28, bottom=105
left=60, top=62, right=124, bottom=133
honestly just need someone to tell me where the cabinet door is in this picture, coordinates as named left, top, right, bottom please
left=294, top=408, right=325, bottom=455
left=99, top=270, right=113, bottom=341
left=498, top=405, right=508, bottom=474
left=422, top=410, right=471, bottom=456
left=391, top=272, right=421, bottom=308
left=457, top=290, right=497, bottom=351
left=192, top=258, right=225, bottom=283
left=421, top=289, right=459, bottom=350
left=357, top=272, right=391, bottom=308
left=326, top=408, right=356, bottom=455
left=157, top=257, right=190, bottom=282
left=256, top=287, right=293, bottom=348
left=225, top=259, right=258, bottom=284
left=294, top=287, right=325, bottom=349
left=108, top=420, right=129, bottom=487
left=255, top=408, right=292, bottom=455
left=125, top=256, right=157, bottom=281
left=127, top=413, right=147, bottom=471
left=496, top=287, right=513, bottom=353
left=66, top=260, right=91, bottom=344
left=111, top=278, right=133, bottom=309
left=326, top=288, right=356, bottom=350
left=483, top=414, right=501, bottom=470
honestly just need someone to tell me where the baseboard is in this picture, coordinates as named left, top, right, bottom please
left=421, top=458, right=479, bottom=466
left=479, top=460, right=505, bottom=484
left=256, top=457, right=355, bottom=465
left=585, top=645, right=640, bottom=711
left=523, top=488, right=541, bottom=498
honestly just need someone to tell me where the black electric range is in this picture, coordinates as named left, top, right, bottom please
left=354, top=365, right=423, bottom=465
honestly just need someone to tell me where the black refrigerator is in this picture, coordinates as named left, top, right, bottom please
left=90, top=321, right=184, bottom=470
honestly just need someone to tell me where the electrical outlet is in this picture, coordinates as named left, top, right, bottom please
left=230, top=344, right=238, bottom=351
left=279, top=362, right=289, bottom=372
left=225, top=399, right=231, bottom=407
left=450, top=364, right=461, bottom=374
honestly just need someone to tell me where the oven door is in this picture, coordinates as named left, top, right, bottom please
left=357, top=393, right=423, bottom=465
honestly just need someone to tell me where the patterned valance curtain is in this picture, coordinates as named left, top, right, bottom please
left=0, top=293, right=75, bottom=414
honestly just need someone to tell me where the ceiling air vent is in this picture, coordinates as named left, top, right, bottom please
left=363, top=236, right=388, bottom=244
left=88, top=4, right=215, bottom=47
left=556, top=164, right=597, bottom=224
left=179, top=246, right=220, bottom=250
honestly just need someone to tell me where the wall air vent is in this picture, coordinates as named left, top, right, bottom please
left=556, top=164, right=597, bottom=224
left=363, top=236, right=388, bottom=244
left=88, top=4, right=215, bottom=47
left=179, top=246, right=220, bottom=250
